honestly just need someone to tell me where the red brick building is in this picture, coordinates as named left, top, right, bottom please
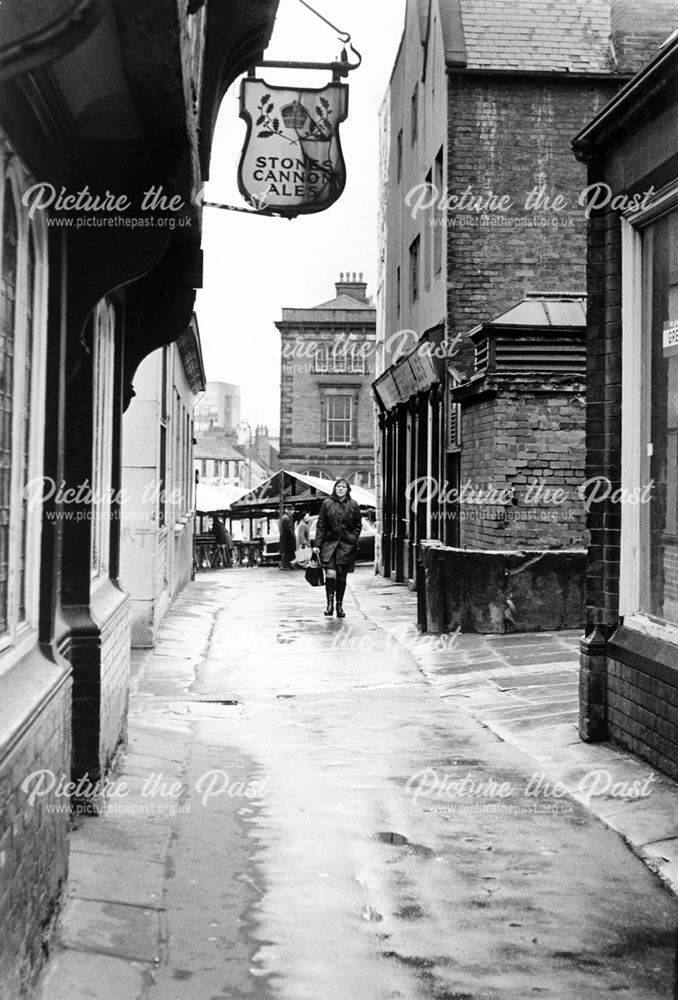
left=276, top=274, right=376, bottom=487
left=573, top=32, right=678, bottom=775
left=375, top=0, right=676, bottom=595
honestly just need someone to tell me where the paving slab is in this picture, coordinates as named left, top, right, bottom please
left=38, top=952, right=152, bottom=1000
left=58, top=899, right=163, bottom=963
left=68, top=851, right=166, bottom=909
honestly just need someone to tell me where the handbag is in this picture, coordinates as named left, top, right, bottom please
left=304, top=551, right=325, bottom=587
left=294, top=545, right=312, bottom=568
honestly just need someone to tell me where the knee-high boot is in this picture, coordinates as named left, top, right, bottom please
left=324, top=579, right=335, bottom=616
left=335, top=577, right=347, bottom=618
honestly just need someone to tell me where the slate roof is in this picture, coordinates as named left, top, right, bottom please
left=443, top=0, right=614, bottom=74
left=311, top=293, right=375, bottom=311
left=194, top=435, right=247, bottom=461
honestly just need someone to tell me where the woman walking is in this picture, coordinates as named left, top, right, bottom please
left=314, top=479, right=362, bottom=618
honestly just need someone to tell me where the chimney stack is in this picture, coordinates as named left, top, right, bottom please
left=335, top=271, right=369, bottom=303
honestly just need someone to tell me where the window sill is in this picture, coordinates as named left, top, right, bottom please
left=0, top=643, right=71, bottom=763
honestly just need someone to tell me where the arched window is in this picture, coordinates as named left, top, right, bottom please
left=314, top=344, right=329, bottom=373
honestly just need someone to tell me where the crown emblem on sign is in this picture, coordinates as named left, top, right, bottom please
left=281, top=102, right=310, bottom=130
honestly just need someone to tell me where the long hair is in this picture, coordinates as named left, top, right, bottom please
left=331, top=477, right=352, bottom=500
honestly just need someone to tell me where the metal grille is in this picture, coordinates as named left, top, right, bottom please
left=494, top=336, right=586, bottom=373
left=0, top=182, right=17, bottom=634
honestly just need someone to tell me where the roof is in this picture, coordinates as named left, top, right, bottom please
left=231, top=470, right=376, bottom=511
left=194, top=435, right=247, bottom=461
left=440, top=0, right=613, bottom=74
left=310, top=293, right=375, bottom=311
left=481, top=294, right=587, bottom=330
left=572, top=30, right=678, bottom=160
left=196, top=483, right=250, bottom=513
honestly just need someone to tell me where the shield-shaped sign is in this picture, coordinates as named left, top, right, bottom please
left=238, top=79, right=349, bottom=217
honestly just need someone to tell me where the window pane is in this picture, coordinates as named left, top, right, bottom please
left=327, top=394, right=352, bottom=444
left=0, top=182, right=18, bottom=634
left=641, top=209, right=678, bottom=624
left=19, top=228, right=36, bottom=621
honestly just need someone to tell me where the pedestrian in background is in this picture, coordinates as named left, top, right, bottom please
left=294, top=510, right=312, bottom=568
left=314, top=479, right=361, bottom=618
left=212, top=516, right=233, bottom=568
left=279, top=505, right=296, bottom=570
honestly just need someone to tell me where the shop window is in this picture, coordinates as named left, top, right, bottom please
left=621, top=200, right=678, bottom=630
left=640, top=209, right=678, bottom=624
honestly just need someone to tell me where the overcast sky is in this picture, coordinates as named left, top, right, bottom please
left=196, top=0, right=406, bottom=436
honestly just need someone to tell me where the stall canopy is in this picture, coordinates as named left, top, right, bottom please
left=229, top=470, right=376, bottom=517
left=195, top=482, right=250, bottom=514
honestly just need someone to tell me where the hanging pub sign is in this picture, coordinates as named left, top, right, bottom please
left=238, top=79, right=349, bottom=218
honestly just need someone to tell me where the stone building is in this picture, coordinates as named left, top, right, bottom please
left=276, top=274, right=376, bottom=487
left=572, top=31, right=678, bottom=777
left=375, top=0, right=677, bottom=596
left=120, top=318, right=205, bottom=648
left=0, top=1, right=280, bottom=994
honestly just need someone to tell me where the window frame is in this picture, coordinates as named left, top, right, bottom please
left=619, top=183, right=678, bottom=643
left=0, top=144, right=48, bottom=672
left=325, top=389, right=354, bottom=446
left=90, top=299, right=116, bottom=586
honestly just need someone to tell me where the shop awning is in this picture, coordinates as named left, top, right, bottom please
left=229, top=470, right=376, bottom=516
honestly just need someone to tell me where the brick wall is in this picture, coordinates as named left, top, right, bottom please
left=459, top=379, right=588, bottom=550
left=583, top=207, right=623, bottom=626
left=611, top=0, right=678, bottom=74
left=446, top=77, right=619, bottom=376
left=99, top=597, right=130, bottom=777
left=0, top=677, right=71, bottom=1000
left=606, top=629, right=678, bottom=781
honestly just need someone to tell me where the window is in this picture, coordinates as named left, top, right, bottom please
left=0, top=150, right=47, bottom=659
left=0, top=180, right=18, bottom=634
left=434, top=147, right=444, bottom=275
left=327, top=394, right=353, bottom=445
left=91, top=301, right=116, bottom=581
left=640, top=208, right=678, bottom=624
left=396, top=129, right=403, bottom=183
left=411, top=85, right=418, bottom=144
left=409, top=235, right=420, bottom=303
left=620, top=195, right=678, bottom=630
left=424, top=168, right=433, bottom=291
left=315, top=341, right=366, bottom=374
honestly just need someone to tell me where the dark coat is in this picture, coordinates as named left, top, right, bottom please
left=316, top=495, right=362, bottom=571
left=279, top=512, right=296, bottom=560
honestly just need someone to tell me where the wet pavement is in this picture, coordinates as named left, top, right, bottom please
left=38, top=566, right=678, bottom=999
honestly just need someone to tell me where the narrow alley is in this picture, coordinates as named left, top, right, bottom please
left=39, top=568, right=678, bottom=1000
